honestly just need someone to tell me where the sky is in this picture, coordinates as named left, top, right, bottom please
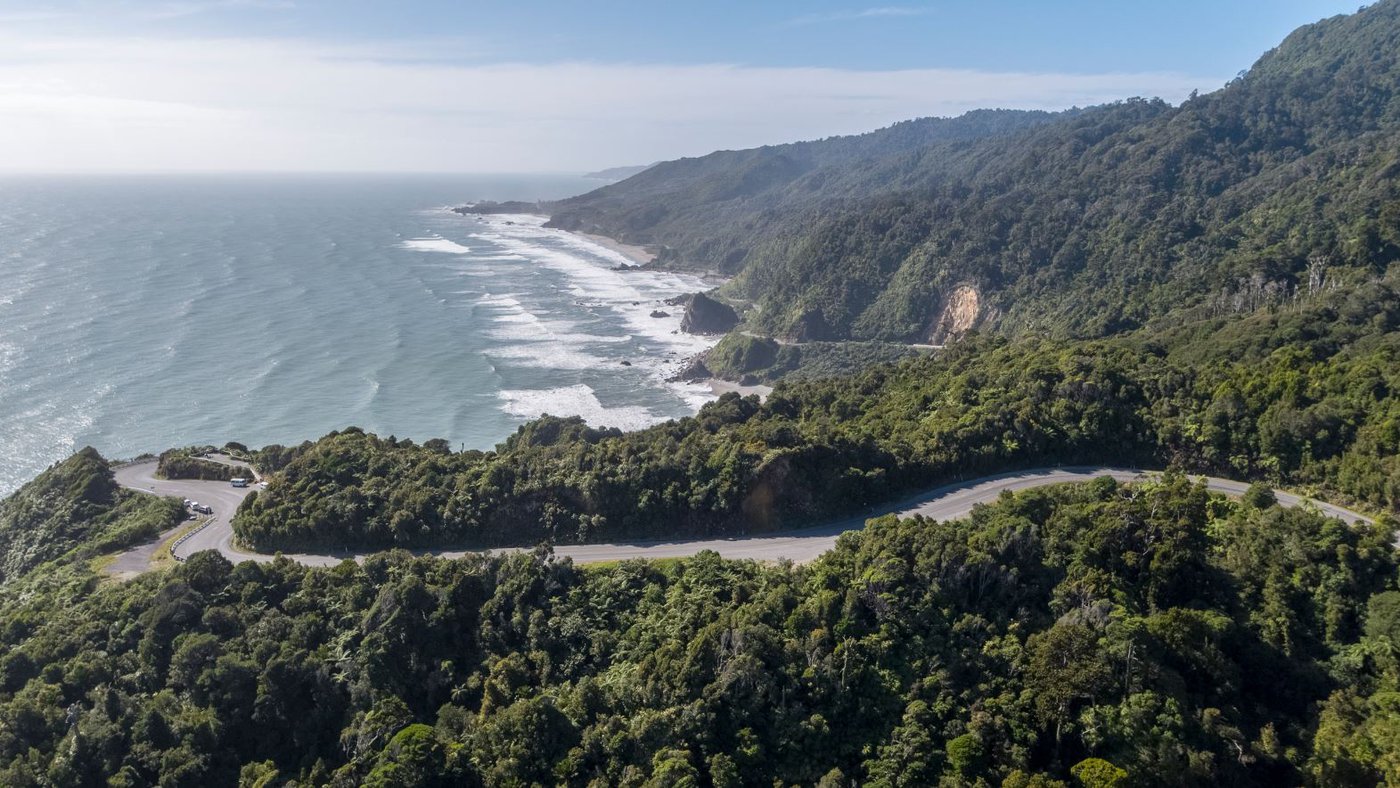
left=0, top=0, right=1364, bottom=173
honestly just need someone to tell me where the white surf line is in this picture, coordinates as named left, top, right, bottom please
left=399, top=237, right=472, bottom=254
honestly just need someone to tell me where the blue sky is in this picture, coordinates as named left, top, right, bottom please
left=0, top=0, right=1364, bottom=172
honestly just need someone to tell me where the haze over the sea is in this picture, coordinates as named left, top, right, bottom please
left=0, top=174, right=720, bottom=495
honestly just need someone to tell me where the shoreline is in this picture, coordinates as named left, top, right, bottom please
left=451, top=208, right=743, bottom=421
left=704, top=378, right=773, bottom=400
left=576, top=230, right=655, bottom=266
left=460, top=210, right=735, bottom=414
left=454, top=206, right=656, bottom=266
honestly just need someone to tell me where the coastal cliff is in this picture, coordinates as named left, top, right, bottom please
left=677, top=292, right=740, bottom=335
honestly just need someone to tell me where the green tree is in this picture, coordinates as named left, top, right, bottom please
left=1069, top=758, right=1128, bottom=788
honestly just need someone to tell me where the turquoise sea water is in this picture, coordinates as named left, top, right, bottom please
left=0, top=175, right=720, bottom=495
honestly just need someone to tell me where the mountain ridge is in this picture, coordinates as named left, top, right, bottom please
left=550, top=0, right=1400, bottom=343
left=547, top=108, right=1068, bottom=273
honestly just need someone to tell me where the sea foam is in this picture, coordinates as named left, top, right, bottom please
left=0, top=176, right=723, bottom=496
left=458, top=214, right=726, bottom=429
left=400, top=237, right=472, bottom=254
left=498, top=385, right=658, bottom=431
left=470, top=217, right=717, bottom=359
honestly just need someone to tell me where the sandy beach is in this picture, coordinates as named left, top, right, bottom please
left=577, top=231, right=655, bottom=265
left=468, top=208, right=656, bottom=265
left=706, top=378, right=773, bottom=399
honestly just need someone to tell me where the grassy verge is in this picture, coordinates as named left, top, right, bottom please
left=152, top=516, right=211, bottom=566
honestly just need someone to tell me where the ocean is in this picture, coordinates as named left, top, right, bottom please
left=0, top=174, right=721, bottom=495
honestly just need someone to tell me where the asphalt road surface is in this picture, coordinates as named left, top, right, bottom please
left=109, top=464, right=1376, bottom=573
left=110, top=459, right=256, bottom=566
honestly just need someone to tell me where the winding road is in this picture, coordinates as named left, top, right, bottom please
left=108, top=462, right=1376, bottom=574
left=107, top=458, right=261, bottom=575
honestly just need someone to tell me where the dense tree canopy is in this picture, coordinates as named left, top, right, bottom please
left=697, top=334, right=924, bottom=385
left=233, top=272, right=1400, bottom=552
left=4, top=475, right=1400, bottom=785
left=547, top=109, right=1062, bottom=277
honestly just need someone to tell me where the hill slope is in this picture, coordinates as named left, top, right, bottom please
left=5, top=477, right=1400, bottom=785
left=233, top=269, right=1400, bottom=552
left=551, top=1, right=1400, bottom=342
left=547, top=108, right=1066, bottom=273
left=0, top=448, right=182, bottom=584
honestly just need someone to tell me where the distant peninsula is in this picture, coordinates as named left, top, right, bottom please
left=582, top=163, right=654, bottom=181
left=450, top=200, right=544, bottom=215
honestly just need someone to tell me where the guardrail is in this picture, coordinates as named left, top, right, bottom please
left=168, top=514, right=217, bottom=562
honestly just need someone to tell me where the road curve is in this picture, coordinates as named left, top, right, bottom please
left=111, top=460, right=256, bottom=565
left=548, top=467, right=1374, bottom=564
left=110, top=464, right=1377, bottom=572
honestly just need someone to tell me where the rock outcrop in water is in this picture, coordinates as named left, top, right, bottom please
left=452, top=200, right=544, bottom=215
left=668, top=355, right=712, bottom=382
left=678, top=293, right=740, bottom=335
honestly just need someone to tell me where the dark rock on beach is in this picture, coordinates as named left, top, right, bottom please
left=667, top=355, right=712, bottom=382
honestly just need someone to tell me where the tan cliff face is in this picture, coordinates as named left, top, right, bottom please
left=928, top=285, right=980, bottom=345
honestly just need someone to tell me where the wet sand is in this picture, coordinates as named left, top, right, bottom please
left=577, top=231, right=655, bottom=265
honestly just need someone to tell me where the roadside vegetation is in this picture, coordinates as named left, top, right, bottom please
left=235, top=274, right=1400, bottom=552
left=156, top=449, right=254, bottom=483
left=1, top=476, right=1398, bottom=784
left=0, top=449, right=183, bottom=586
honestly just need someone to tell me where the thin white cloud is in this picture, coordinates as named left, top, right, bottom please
left=788, top=6, right=932, bottom=25
left=0, top=32, right=1221, bottom=173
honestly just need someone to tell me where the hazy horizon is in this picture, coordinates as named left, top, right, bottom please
left=0, top=0, right=1361, bottom=174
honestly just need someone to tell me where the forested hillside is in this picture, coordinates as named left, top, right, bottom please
left=6, top=4, right=1400, bottom=784
left=0, top=449, right=181, bottom=585
left=553, top=1, right=1400, bottom=342
left=234, top=272, right=1400, bottom=552
left=5, top=477, right=1400, bottom=785
left=547, top=108, right=1064, bottom=273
